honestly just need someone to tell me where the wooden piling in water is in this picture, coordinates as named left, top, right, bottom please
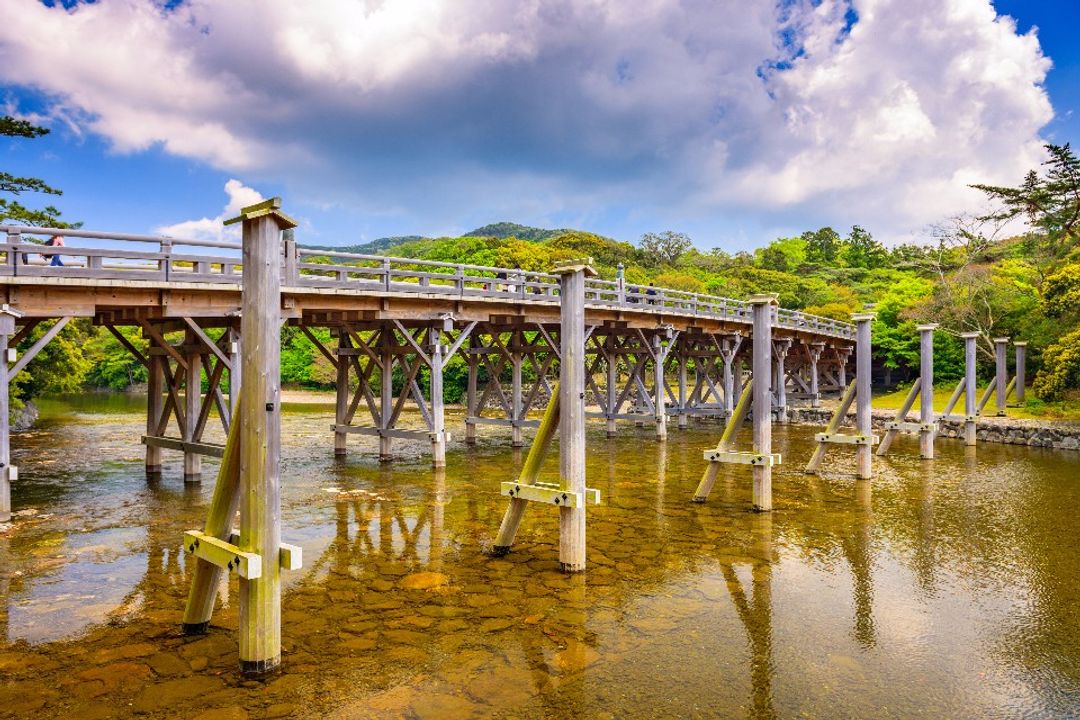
left=146, top=353, right=164, bottom=475
left=380, top=328, right=393, bottom=461
left=653, top=333, right=667, bottom=441
left=751, top=295, right=775, bottom=511
left=994, top=337, right=1009, bottom=417
left=0, top=319, right=11, bottom=523
left=853, top=313, right=874, bottom=479
left=334, top=330, right=350, bottom=456
left=183, top=327, right=202, bottom=482
left=465, top=335, right=478, bottom=445
left=962, top=332, right=979, bottom=446
left=917, top=324, right=937, bottom=460
left=557, top=260, right=592, bottom=570
left=234, top=199, right=295, bottom=674
left=430, top=327, right=447, bottom=467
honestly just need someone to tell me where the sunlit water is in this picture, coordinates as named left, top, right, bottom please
left=0, top=393, right=1078, bottom=719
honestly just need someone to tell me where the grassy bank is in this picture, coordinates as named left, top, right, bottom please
left=873, top=385, right=1080, bottom=422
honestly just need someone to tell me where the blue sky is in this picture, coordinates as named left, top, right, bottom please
left=0, top=0, right=1074, bottom=250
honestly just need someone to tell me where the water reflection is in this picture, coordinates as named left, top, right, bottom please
left=0, top=398, right=1076, bottom=718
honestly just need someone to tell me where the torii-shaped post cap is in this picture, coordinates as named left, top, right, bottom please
left=552, top=257, right=597, bottom=277
left=916, top=323, right=940, bottom=332
left=1014, top=341, right=1028, bottom=346
left=851, top=312, right=876, bottom=322
left=993, top=337, right=1010, bottom=344
left=748, top=293, right=779, bottom=305
left=223, top=197, right=298, bottom=230
left=960, top=332, right=980, bottom=338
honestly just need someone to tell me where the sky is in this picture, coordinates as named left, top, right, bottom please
left=0, top=0, right=1077, bottom=252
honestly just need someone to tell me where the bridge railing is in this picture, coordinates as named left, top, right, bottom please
left=0, top=226, right=855, bottom=339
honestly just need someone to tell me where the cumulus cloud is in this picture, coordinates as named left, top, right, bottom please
left=0, top=0, right=1054, bottom=243
left=156, top=179, right=263, bottom=241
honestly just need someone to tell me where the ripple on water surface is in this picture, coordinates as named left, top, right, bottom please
left=0, top=394, right=1078, bottom=719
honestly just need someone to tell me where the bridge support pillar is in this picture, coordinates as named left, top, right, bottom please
left=676, top=350, right=688, bottom=430
left=962, top=332, right=979, bottom=446
left=465, top=336, right=478, bottom=445
left=994, top=337, right=1009, bottom=417
left=855, top=314, right=875, bottom=479
left=379, top=328, right=393, bottom=461
left=751, top=296, right=775, bottom=511
left=557, top=260, right=590, bottom=571
left=511, top=331, right=524, bottom=447
left=808, top=342, right=824, bottom=408
left=1014, top=341, right=1027, bottom=406
left=334, top=330, right=349, bottom=457
left=183, top=328, right=203, bottom=482
left=653, top=333, right=667, bottom=441
left=917, top=324, right=938, bottom=459
left=0, top=324, right=10, bottom=523
left=429, top=327, right=447, bottom=468
left=721, top=336, right=739, bottom=416
left=146, top=353, right=163, bottom=475
left=773, top=338, right=791, bottom=424
left=605, top=335, right=617, bottom=437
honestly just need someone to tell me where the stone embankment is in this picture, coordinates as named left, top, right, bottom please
left=787, top=408, right=1080, bottom=451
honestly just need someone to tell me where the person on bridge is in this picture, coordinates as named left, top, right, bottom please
left=45, top=235, right=64, bottom=266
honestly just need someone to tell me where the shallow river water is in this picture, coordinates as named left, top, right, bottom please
left=0, top=394, right=1078, bottom=719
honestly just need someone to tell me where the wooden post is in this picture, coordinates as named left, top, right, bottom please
left=853, top=313, right=875, bottom=479
left=511, top=331, right=524, bottom=447
left=465, top=335, right=478, bottom=445
left=230, top=198, right=295, bottom=675
left=773, top=339, right=790, bottom=424
left=555, top=259, right=593, bottom=571
left=994, top=337, right=1009, bottom=416
left=334, top=329, right=349, bottom=457
left=146, top=353, right=163, bottom=475
left=228, top=327, right=241, bottom=416
left=751, top=295, right=775, bottom=511
left=605, top=334, right=617, bottom=437
left=677, top=350, right=688, bottom=430
left=430, top=327, right=447, bottom=467
left=184, top=327, right=202, bottom=482
left=380, top=327, right=393, bottom=461
left=917, top=324, right=937, bottom=460
left=653, top=334, right=667, bottom=441
left=0, top=321, right=11, bottom=523
left=962, top=332, right=978, bottom=446
left=808, top=342, right=823, bottom=408
left=1014, top=341, right=1027, bottom=405
left=722, top=338, right=736, bottom=415
left=837, top=347, right=850, bottom=388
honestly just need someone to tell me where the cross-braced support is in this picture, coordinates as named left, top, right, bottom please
left=138, top=318, right=236, bottom=480
left=693, top=295, right=779, bottom=510
left=324, top=320, right=475, bottom=466
left=806, top=313, right=876, bottom=478
left=491, top=260, right=599, bottom=571
left=942, top=332, right=980, bottom=446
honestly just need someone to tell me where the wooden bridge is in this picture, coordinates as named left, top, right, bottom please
left=8, top=201, right=1010, bottom=676
left=0, top=221, right=855, bottom=498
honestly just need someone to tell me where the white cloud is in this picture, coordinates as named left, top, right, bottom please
left=156, top=179, right=264, bottom=241
left=0, top=0, right=1055, bottom=243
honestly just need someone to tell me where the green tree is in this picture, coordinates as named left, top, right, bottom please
left=0, top=115, right=78, bottom=227
left=842, top=225, right=887, bottom=269
left=972, top=143, right=1080, bottom=257
left=639, top=231, right=692, bottom=266
left=802, top=227, right=842, bottom=265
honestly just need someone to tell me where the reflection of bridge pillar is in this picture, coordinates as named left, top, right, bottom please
left=183, top=328, right=202, bottom=482
left=146, top=353, right=164, bottom=475
left=850, top=479, right=876, bottom=648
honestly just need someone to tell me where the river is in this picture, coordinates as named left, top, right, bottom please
left=0, top=393, right=1077, bottom=719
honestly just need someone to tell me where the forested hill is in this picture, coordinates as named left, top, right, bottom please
left=306, top=221, right=579, bottom=255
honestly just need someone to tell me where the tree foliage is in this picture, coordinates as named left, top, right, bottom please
left=639, top=231, right=692, bottom=266
left=0, top=115, right=79, bottom=228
